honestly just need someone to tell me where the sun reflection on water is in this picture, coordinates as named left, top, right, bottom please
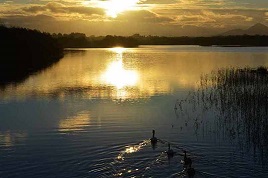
left=0, top=131, right=27, bottom=147
left=109, top=47, right=126, bottom=54
left=0, top=46, right=227, bottom=101
left=116, top=140, right=149, bottom=161
left=125, top=145, right=142, bottom=153
left=101, top=47, right=139, bottom=100
left=58, top=111, right=90, bottom=132
left=117, top=145, right=142, bottom=161
left=101, top=60, right=139, bottom=89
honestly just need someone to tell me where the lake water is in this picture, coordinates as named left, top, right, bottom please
left=1, top=45, right=268, bottom=177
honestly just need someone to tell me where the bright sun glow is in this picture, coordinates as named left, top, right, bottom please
left=102, top=60, right=138, bottom=89
left=110, top=47, right=126, bottom=54
left=101, top=48, right=139, bottom=89
left=101, top=0, right=140, bottom=18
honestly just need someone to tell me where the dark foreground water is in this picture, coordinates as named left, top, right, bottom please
left=1, top=46, right=268, bottom=177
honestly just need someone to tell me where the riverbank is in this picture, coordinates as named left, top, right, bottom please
left=0, top=26, right=64, bottom=86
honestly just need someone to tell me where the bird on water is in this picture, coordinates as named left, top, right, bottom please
left=150, top=130, right=157, bottom=144
left=166, top=143, right=175, bottom=157
left=183, top=150, right=195, bottom=177
left=183, top=150, right=192, bottom=167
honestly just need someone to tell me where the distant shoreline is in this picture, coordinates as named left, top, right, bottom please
left=54, top=33, right=268, bottom=48
left=200, top=45, right=268, bottom=47
left=1, top=25, right=267, bottom=87
left=64, top=44, right=268, bottom=49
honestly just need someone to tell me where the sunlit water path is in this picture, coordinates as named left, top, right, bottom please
left=1, top=46, right=268, bottom=177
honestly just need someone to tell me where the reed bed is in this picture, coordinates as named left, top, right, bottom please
left=176, top=67, right=268, bottom=163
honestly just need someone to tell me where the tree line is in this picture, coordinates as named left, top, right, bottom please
left=52, top=33, right=138, bottom=48
left=53, top=33, right=268, bottom=48
left=0, top=25, right=63, bottom=86
left=1, top=25, right=267, bottom=86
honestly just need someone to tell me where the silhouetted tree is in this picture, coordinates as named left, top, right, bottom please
left=0, top=25, right=63, bottom=86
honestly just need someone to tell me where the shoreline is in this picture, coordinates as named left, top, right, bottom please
left=0, top=26, right=64, bottom=87
left=64, top=44, right=268, bottom=49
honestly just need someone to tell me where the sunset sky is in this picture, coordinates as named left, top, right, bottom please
left=0, top=0, right=267, bottom=36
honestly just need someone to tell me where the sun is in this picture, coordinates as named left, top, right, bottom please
left=101, top=0, right=140, bottom=18
left=82, top=0, right=140, bottom=18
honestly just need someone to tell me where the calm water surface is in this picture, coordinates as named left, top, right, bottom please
left=1, top=46, right=268, bottom=177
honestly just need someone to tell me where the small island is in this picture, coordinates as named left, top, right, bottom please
left=0, top=25, right=64, bottom=86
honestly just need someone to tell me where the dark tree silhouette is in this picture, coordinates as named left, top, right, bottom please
left=53, top=33, right=139, bottom=48
left=131, top=35, right=268, bottom=46
left=53, top=33, right=268, bottom=48
left=0, top=25, right=63, bottom=86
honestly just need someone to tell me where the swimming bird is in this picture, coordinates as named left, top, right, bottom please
left=183, top=150, right=192, bottom=168
left=150, top=130, right=157, bottom=144
left=166, top=143, right=175, bottom=157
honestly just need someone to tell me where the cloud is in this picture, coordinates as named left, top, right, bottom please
left=0, top=0, right=267, bottom=36
left=1, top=14, right=57, bottom=29
left=22, top=2, right=105, bottom=16
left=149, top=6, right=265, bottom=29
left=116, top=10, right=173, bottom=24
left=139, top=0, right=177, bottom=4
left=173, top=10, right=254, bottom=28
